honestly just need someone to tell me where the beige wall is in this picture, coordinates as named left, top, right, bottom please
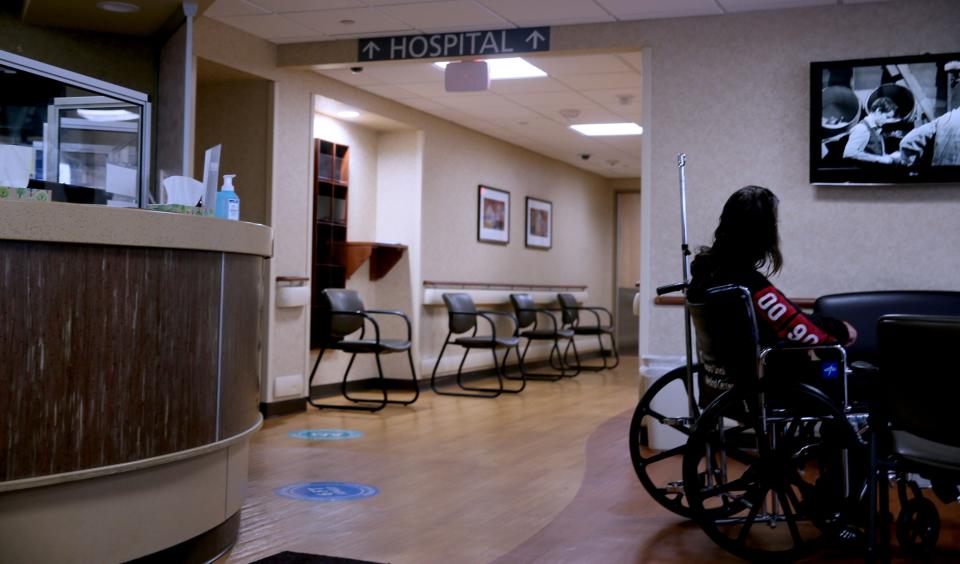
left=195, top=77, right=272, bottom=224
left=194, top=18, right=617, bottom=399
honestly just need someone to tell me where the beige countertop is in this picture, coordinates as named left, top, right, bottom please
left=0, top=200, right=272, bottom=257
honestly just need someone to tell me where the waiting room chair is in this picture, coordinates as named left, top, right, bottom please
left=866, top=314, right=960, bottom=561
left=509, top=293, right=578, bottom=379
left=307, top=289, right=419, bottom=412
left=556, top=292, right=620, bottom=371
left=430, top=292, right=525, bottom=398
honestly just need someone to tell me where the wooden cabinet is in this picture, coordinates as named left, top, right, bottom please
left=309, top=138, right=408, bottom=349
left=311, top=139, right=349, bottom=348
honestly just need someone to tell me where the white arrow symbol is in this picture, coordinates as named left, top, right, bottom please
left=362, top=41, right=381, bottom=59
left=525, top=30, right=545, bottom=49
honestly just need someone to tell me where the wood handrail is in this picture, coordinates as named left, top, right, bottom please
left=654, top=295, right=816, bottom=308
left=423, top=280, right=587, bottom=291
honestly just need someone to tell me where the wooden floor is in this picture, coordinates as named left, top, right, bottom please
left=223, top=357, right=960, bottom=563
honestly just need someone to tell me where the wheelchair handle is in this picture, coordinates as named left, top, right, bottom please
left=656, top=282, right=687, bottom=296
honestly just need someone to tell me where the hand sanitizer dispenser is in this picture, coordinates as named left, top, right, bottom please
left=215, top=174, right=240, bottom=220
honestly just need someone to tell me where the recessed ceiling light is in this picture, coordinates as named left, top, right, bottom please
left=337, top=110, right=360, bottom=119
left=96, top=1, right=140, bottom=13
left=433, top=57, right=546, bottom=80
left=570, top=122, right=643, bottom=136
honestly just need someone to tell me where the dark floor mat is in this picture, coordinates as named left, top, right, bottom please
left=249, top=551, right=385, bottom=564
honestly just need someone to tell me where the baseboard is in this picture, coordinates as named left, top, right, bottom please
left=308, top=352, right=605, bottom=399
left=259, top=397, right=307, bottom=418
left=127, top=510, right=240, bottom=564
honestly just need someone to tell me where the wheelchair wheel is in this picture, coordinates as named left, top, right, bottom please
left=896, top=495, right=940, bottom=556
left=629, top=365, right=700, bottom=518
left=682, top=382, right=861, bottom=561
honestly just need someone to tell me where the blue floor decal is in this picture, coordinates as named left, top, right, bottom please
left=275, top=482, right=379, bottom=502
left=288, top=429, right=364, bottom=441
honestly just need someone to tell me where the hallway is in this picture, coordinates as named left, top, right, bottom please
left=225, top=358, right=959, bottom=563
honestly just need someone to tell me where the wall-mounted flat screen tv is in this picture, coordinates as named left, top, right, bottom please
left=811, top=52, right=960, bottom=185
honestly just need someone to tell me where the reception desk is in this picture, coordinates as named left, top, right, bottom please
left=0, top=200, right=272, bottom=563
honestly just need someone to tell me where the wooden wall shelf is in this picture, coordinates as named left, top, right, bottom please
left=336, top=242, right=407, bottom=281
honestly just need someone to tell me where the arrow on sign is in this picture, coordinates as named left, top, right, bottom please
left=525, top=30, right=545, bottom=49
left=362, top=41, right=380, bottom=58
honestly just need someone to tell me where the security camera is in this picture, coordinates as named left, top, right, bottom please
left=350, top=66, right=364, bottom=73
left=580, top=153, right=591, bottom=160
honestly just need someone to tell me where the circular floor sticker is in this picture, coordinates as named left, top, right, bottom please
left=288, top=429, right=364, bottom=441
left=275, top=482, right=379, bottom=502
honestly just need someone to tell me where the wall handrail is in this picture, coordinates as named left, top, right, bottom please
left=423, top=280, right=588, bottom=291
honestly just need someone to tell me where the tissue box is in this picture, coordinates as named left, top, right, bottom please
left=146, top=203, right=213, bottom=216
left=0, top=187, right=51, bottom=201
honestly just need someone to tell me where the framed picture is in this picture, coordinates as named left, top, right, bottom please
left=477, top=185, right=510, bottom=244
left=525, top=197, right=552, bottom=249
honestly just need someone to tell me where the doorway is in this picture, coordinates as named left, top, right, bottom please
left=615, top=190, right=641, bottom=355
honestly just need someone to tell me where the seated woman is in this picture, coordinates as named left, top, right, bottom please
left=688, top=185, right=856, bottom=348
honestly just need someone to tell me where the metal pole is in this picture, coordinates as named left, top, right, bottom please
left=677, top=153, right=696, bottom=418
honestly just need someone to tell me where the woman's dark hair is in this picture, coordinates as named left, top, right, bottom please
left=698, top=185, right=783, bottom=276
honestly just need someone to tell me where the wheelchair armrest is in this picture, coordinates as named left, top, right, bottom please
left=849, top=360, right=879, bottom=375
left=657, top=282, right=687, bottom=295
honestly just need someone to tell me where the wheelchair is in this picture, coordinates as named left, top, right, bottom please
left=629, top=283, right=869, bottom=561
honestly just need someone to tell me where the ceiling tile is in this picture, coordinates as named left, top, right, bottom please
left=616, top=51, right=643, bottom=73
left=205, top=0, right=269, bottom=17
left=477, top=0, right=615, bottom=26
left=526, top=54, right=634, bottom=75
left=488, top=76, right=571, bottom=94
left=595, top=0, right=723, bottom=19
left=289, top=7, right=412, bottom=35
left=540, top=104, right=622, bottom=124
left=554, top=72, right=639, bottom=90
left=360, top=84, right=424, bottom=99
left=397, top=97, right=453, bottom=113
left=359, top=62, right=445, bottom=83
left=503, top=90, right=594, bottom=109
left=377, top=0, right=509, bottom=31
left=579, top=88, right=641, bottom=109
left=397, top=82, right=449, bottom=97
left=434, top=94, right=541, bottom=119
left=215, top=13, right=321, bottom=39
left=365, top=0, right=454, bottom=4
left=245, top=0, right=364, bottom=12
left=717, top=0, right=835, bottom=12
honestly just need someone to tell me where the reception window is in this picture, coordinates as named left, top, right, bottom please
left=0, top=50, right=150, bottom=207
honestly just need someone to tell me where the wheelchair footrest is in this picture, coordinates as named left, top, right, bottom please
left=662, top=417, right=694, bottom=429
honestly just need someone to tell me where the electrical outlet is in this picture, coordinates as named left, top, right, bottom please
left=274, top=374, right=303, bottom=399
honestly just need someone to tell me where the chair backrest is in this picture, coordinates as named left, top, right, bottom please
left=878, top=314, right=960, bottom=447
left=442, top=292, right=478, bottom=334
left=557, top=293, right=578, bottom=325
left=814, top=291, right=960, bottom=364
left=319, top=289, right=365, bottom=339
left=688, top=285, right=762, bottom=389
left=510, top=293, right=537, bottom=328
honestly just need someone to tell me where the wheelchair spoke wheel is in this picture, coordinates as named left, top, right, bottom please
left=897, top=496, right=940, bottom=556
left=629, top=365, right=701, bottom=518
left=683, top=383, right=862, bottom=562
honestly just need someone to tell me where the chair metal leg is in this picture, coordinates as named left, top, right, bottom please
left=431, top=335, right=502, bottom=398
left=603, top=332, right=620, bottom=369
left=507, top=339, right=562, bottom=381
left=494, top=345, right=526, bottom=393
left=307, top=349, right=388, bottom=412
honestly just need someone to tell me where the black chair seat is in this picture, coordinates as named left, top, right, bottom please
left=334, top=338, right=411, bottom=354
left=571, top=324, right=614, bottom=335
left=455, top=335, right=520, bottom=348
left=520, top=328, right=574, bottom=339
left=893, top=430, right=960, bottom=472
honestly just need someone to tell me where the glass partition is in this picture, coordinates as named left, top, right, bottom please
left=0, top=51, right=150, bottom=207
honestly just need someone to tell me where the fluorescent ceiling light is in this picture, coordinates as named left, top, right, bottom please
left=433, top=57, right=546, bottom=80
left=337, top=110, right=360, bottom=119
left=570, top=122, right=643, bottom=136
left=77, top=108, right=139, bottom=122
